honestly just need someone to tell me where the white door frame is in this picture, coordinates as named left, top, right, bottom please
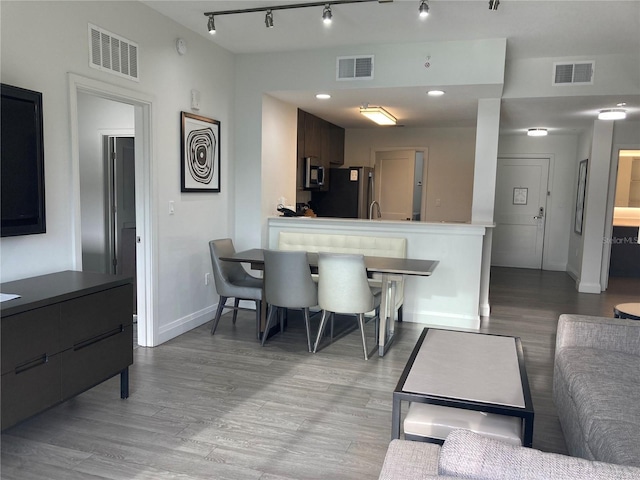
left=496, top=154, right=555, bottom=270
left=68, top=73, right=156, bottom=347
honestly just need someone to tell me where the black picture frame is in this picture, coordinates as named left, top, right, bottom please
left=181, top=111, right=220, bottom=192
left=574, top=159, right=588, bottom=235
left=1, top=84, right=46, bottom=237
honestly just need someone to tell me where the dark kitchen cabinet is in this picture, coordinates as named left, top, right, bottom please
left=297, top=109, right=345, bottom=192
left=1, top=271, right=133, bottom=430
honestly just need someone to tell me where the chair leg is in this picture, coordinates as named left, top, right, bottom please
left=232, top=298, right=240, bottom=325
left=398, top=305, right=403, bottom=323
left=211, top=297, right=228, bottom=335
left=313, top=310, right=331, bottom=353
left=261, top=305, right=278, bottom=347
left=255, top=300, right=261, bottom=340
left=303, top=307, right=312, bottom=353
left=358, top=313, right=369, bottom=361
left=279, top=308, right=285, bottom=333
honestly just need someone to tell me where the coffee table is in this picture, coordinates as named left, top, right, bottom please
left=614, top=303, right=640, bottom=320
left=392, top=328, right=534, bottom=447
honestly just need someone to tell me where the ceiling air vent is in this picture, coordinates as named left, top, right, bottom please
left=89, top=24, right=139, bottom=82
left=553, top=61, right=594, bottom=86
left=337, top=55, right=374, bottom=81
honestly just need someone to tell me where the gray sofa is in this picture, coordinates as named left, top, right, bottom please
left=553, top=313, right=640, bottom=467
left=378, top=429, right=640, bottom=479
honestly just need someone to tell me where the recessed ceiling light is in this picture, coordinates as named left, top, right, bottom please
left=527, top=128, right=548, bottom=137
left=598, top=108, right=627, bottom=120
left=427, top=90, right=445, bottom=96
left=316, top=93, right=331, bottom=99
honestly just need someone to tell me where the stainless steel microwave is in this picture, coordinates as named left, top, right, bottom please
left=304, top=157, right=324, bottom=189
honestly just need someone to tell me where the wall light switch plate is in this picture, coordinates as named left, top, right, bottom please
left=169, top=201, right=175, bottom=215
left=191, top=89, right=200, bottom=111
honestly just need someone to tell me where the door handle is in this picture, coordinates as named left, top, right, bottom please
left=533, top=207, right=544, bottom=220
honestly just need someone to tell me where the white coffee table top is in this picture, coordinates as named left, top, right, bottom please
left=402, top=329, right=526, bottom=408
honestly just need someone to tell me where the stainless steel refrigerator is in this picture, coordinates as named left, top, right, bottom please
left=311, top=167, right=374, bottom=218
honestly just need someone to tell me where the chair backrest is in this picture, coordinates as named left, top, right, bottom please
left=263, top=249, right=317, bottom=309
left=209, top=239, right=252, bottom=297
left=317, top=252, right=375, bottom=314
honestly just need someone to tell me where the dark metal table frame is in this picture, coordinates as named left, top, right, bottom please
left=392, top=328, right=535, bottom=447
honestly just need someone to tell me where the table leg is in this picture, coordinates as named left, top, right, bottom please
left=392, top=394, right=401, bottom=440
left=523, top=413, right=534, bottom=447
left=378, top=273, right=399, bottom=356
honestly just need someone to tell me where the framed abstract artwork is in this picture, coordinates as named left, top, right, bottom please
left=181, top=112, right=220, bottom=192
left=574, top=159, right=588, bottom=235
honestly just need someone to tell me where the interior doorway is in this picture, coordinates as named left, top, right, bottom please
left=70, top=73, right=154, bottom=347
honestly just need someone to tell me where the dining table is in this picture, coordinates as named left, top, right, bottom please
left=220, top=248, right=439, bottom=357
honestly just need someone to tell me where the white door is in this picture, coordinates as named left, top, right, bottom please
left=375, top=150, right=415, bottom=220
left=492, top=158, right=549, bottom=268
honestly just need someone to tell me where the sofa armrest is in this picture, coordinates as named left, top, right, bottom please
left=439, top=429, right=640, bottom=479
left=378, top=439, right=441, bottom=479
left=556, top=314, right=640, bottom=355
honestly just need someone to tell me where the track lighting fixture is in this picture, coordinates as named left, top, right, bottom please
left=204, top=0, right=397, bottom=33
left=265, top=10, right=274, bottom=28
left=489, top=0, right=499, bottom=10
left=322, top=4, right=333, bottom=24
left=207, top=14, right=216, bottom=34
left=419, top=0, right=429, bottom=18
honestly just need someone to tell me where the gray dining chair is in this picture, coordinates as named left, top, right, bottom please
left=209, top=238, right=263, bottom=338
left=313, top=252, right=381, bottom=360
left=261, top=249, right=317, bottom=351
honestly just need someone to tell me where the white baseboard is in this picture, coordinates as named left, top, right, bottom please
left=406, top=310, right=480, bottom=330
left=577, top=281, right=602, bottom=294
left=156, top=304, right=217, bottom=345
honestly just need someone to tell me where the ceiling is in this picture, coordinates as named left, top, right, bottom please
left=144, top=0, right=640, bottom=133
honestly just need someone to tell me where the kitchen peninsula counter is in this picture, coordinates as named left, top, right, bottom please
left=267, top=216, right=494, bottom=330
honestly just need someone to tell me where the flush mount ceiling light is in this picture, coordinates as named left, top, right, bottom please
left=598, top=108, right=627, bottom=120
left=265, top=9, right=274, bottom=28
left=322, top=4, right=333, bottom=24
left=427, top=90, right=445, bottom=96
left=527, top=128, right=548, bottom=137
left=204, top=1, right=421, bottom=33
left=360, top=105, right=397, bottom=126
left=419, top=0, right=429, bottom=18
left=316, top=93, right=331, bottom=99
left=207, top=14, right=216, bottom=34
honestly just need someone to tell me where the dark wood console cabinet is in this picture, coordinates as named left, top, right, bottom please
left=1, top=270, right=133, bottom=430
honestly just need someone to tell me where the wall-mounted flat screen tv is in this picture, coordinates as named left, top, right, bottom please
left=1, top=84, right=46, bottom=237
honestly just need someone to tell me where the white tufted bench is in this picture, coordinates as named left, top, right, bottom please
left=277, top=231, right=407, bottom=316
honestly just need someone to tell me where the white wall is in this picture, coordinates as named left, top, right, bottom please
left=1, top=1, right=236, bottom=345
left=261, top=95, right=298, bottom=243
left=78, top=93, right=134, bottom=273
left=234, top=39, right=507, bottom=248
left=498, top=134, right=579, bottom=271
left=345, top=126, right=476, bottom=222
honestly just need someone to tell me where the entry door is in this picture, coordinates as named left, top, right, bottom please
left=106, top=136, right=137, bottom=309
left=375, top=150, right=415, bottom=220
left=492, top=158, right=549, bottom=268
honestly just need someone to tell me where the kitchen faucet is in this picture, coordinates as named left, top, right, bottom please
left=369, top=200, right=381, bottom=220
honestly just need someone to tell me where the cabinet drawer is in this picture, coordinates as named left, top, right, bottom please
left=1, top=354, right=62, bottom=430
left=60, top=284, right=133, bottom=349
left=1, top=305, right=60, bottom=376
left=60, top=325, right=133, bottom=399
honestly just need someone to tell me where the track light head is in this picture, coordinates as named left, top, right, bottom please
left=322, top=4, right=333, bottom=24
left=419, top=0, right=429, bottom=18
left=265, top=9, right=274, bottom=28
left=489, top=0, right=500, bottom=10
left=207, top=14, right=216, bottom=34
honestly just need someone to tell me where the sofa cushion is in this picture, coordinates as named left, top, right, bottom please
left=438, top=429, right=640, bottom=480
left=555, top=347, right=640, bottom=466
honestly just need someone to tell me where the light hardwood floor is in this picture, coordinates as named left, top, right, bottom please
left=1, top=268, right=638, bottom=479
